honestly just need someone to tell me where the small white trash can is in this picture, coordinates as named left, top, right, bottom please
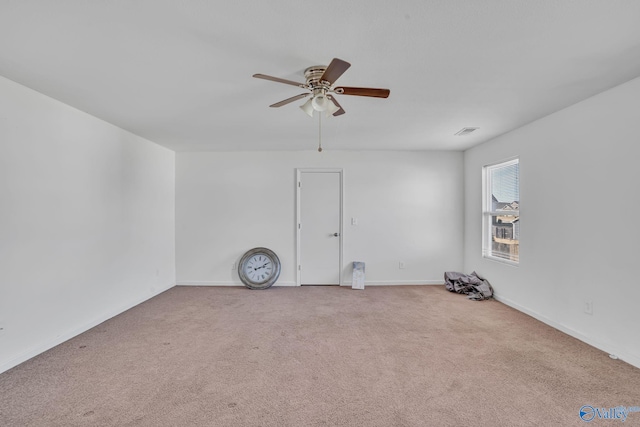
left=352, top=261, right=365, bottom=290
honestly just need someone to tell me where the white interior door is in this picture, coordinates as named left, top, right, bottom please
left=298, top=170, right=342, bottom=285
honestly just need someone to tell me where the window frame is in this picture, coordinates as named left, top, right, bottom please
left=482, top=157, right=520, bottom=266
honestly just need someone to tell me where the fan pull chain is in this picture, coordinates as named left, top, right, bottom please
left=318, top=112, right=323, bottom=152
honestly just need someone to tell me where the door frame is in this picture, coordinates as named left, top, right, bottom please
left=295, top=168, right=344, bottom=286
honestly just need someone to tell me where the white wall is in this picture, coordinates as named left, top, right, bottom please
left=464, top=76, right=640, bottom=369
left=0, top=76, right=176, bottom=373
left=176, top=150, right=463, bottom=286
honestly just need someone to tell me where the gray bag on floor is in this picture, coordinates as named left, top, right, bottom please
left=444, top=271, right=493, bottom=300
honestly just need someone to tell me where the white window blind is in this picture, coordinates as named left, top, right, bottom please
left=483, top=158, right=519, bottom=264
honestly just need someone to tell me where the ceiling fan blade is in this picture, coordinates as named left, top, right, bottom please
left=320, top=58, right=351, bottom=85
left=335, top=87, right=390, bottom=98
left=327, top=95, right=346, bottom=116
left=269, top=93, right=310, bottom=108
left=253, top=73, right=305, bottom=87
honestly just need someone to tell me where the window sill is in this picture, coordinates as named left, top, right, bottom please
left=483, top=255, right=519, bottom=267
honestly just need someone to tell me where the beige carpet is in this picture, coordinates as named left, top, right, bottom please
left=1, top=285, right=640, bottom=426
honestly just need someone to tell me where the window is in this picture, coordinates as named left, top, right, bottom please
left=483, top=158, right=519, bottom=264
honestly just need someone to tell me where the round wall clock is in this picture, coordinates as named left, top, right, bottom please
left=238, top=247, right=281, bottom=290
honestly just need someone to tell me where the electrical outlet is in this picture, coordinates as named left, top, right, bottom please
left=399, top=261, right=405, bottom=269
left=584, top=301, right=593, bottom=315
left=351, top=217, right=358, bottom=226
left=232, top=262, right=236, bottom=270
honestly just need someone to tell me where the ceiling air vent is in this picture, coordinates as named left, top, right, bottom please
left=454, top=127, right=479, bottom=136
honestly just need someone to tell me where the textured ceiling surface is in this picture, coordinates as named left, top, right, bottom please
left=1, top=1, right=640, bottom=152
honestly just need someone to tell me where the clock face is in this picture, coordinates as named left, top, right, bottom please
left=243, top=254, right=274, bottom=284
left=238, top=247, right=281, bottom=290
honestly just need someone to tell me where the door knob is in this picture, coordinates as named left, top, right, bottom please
left=333, top=232, right=340, bottom=237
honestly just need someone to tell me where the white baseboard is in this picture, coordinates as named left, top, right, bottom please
left=0, top=282, right=176, bottom=375
left=341, top=280, right=443, bottom=286
left=494, top=293, right=640, bottom=370
left=177, top=281, right=297, bottom=287
left=177, top=281, right=242, bottom=287
left=178, top=280, right=441, bottom=287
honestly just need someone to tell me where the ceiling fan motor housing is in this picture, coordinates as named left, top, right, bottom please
left=304, top=66, right=330, bottom=90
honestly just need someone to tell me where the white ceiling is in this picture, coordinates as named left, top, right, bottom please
left=2, top=1, right=640, bottom=152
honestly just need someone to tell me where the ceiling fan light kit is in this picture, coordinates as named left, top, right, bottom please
left=311, top=92, right=328, bottom=111
left=300, top=98, right=315, bottom=117
left=300, top=90, right=341, bottom=118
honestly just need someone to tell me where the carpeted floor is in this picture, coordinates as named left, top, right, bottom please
left=1, top=285, right=640, bottom=426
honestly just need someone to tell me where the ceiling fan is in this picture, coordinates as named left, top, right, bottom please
left=253, top=58, right=390, bottom=118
